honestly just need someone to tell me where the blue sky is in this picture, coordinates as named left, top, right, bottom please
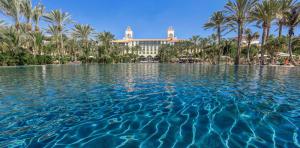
left=1, top=0, right=294, bottom=39
left=32, top=0, right=228, bottom=39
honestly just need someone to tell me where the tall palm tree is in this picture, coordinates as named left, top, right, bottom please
left=97, top=31, right=115, bottom=53
left=244, top=29, right=259, bottom=63
left=204, top=11, right=228, bottom=64
left=0, top=0, right=22, bottom=30
left=21, top=0, right=33, bottom=31
left=72, top=24, right=94, bottom=48
left=224, top=0, right=258, bottom=65
left=277, top=0, right=297, bottom=38
left=46, top=25, right=60, bottom=56
left=204, top=11, right=227, bottom=45
left=251, top=0, right=279, bottom=65
left=72, top=24, right=94, bottom=61
left=285, top=6, right=300, bottom=65
left=43, top=10, right=72, bottom=59
left=32, top=3, right=44, bottom=32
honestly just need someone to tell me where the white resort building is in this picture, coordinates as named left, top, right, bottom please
left=112, top=26, right=184, bottom=58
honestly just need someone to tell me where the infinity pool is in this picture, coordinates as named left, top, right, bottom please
left=0, top=64, right=299, bottom=148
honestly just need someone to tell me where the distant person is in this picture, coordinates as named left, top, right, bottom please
left=284, top=58, right=289, bottom=65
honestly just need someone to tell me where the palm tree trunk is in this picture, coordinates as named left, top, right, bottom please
left=265, top=26, right=271, bottom=64
left=217, top=26, right=221, bottom=45
left=288, top=33, right=296, bottom=65
left=235, top=22, right=243, bottom=65
left=60, top=33, right=64, bottom=64
left=247, top=43, right=251, bottom=64
left=15, top=17, right=20, bottom=31
left=75, top=52, right=77, bottom=61
left=217, top=26, right=221, bottom=64
left=260, top=27, right=267, bottom=65
left=61, top=34, right=64, bottom=53
left=26, top=21, right=32, bottom=32
left=35, top=22, right=40, bottom=32
left=278, top=23, right=283, bottom=38
left=84, top=40, right=88, bottom=63
left=266, top=27, right=270, bottom=40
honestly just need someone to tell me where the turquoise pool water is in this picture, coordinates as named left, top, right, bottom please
left=0, top=64, right=299, bottom=148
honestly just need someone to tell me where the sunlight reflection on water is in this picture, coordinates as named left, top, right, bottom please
left=0, top=64, right=299, bottom=148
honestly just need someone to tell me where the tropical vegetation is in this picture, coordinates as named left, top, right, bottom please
left=0, top=0, right=299, bottom=66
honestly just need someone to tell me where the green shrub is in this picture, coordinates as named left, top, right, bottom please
left=36, top=55, right=53, bottom=64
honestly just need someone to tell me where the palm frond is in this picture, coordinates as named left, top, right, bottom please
left=0, top=0, right=22, bottom=25
left=72, top=24, right=94, bottom=41
left=21, top=0, right=32, bottom=23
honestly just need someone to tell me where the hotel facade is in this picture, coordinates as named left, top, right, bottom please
left=112, top=27, right=183, bottom=58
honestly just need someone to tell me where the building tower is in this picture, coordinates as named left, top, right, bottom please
left=124, top=26, right=133, bottom=40
left=167, top=26, right=175, bottom=39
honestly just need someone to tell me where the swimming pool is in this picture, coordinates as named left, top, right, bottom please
left=0, top=64, right=299, bottom=147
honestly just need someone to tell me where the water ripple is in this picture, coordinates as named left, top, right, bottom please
left=0, top=64, right=299, bottom=148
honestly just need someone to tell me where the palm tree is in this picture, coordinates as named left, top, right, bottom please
left=244, top=29, right=259, bottom=63
left=285, top=6, right=300, bottom=65
left=204, top=11, right=227, bottom=64
left=277, top=0, right=297, bottom=38
left=264, top=36, right=286, bottom=64
left=29, top=31, right=44, bottom=56
left=46, top=25, right=60, bottom=56
left=190, top=35, right=201, bottom=54
left=204, top=11, right=227, bottom=45
left=72, top=24, right=94, bottom=48
left=251, top=0, right=279, bottom=65
left=223, top=39, right=234, bottom=57
left=72, top=24, right=94, bottom=61
left=43, top=10, right=72, bottom=60
left=97, top=31, right=115, bottom=53
left=1, top=27, right=25, bottom=54
left=224, top=0, right=258, bottom=65
left=32, top=3, right=44, bottom=32
left=199, top=38, right=210, bottom=50
left=21, top=0, right=33, bottom=31
left=196, top=37, right=210, bottom=59
left=66, top=38, right=79, bottom=61
left=0, top=0, right=22, bottom=30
